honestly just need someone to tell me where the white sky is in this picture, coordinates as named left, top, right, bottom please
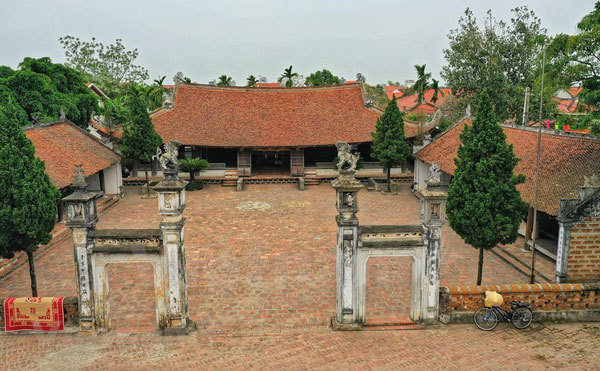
left=0, top=0, right=595, bottom=85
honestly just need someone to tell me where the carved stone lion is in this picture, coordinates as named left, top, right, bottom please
left=336, top=141, right=360, bottom=174
left=153, top=141, right=180, bottom=172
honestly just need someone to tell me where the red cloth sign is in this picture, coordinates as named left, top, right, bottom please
left=3, top=297, right=64, bottom=332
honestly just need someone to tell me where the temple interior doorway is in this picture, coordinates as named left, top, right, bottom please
left=252, top=150, right=290, bottom=175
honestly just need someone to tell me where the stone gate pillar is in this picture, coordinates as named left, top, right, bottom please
left=152, top=141, right=195, bottom=334
left=331, top=142, right=363, bottom=328
left=63, top=165, right=99, bottom=331
left=420, top=163, right=447, bottom=322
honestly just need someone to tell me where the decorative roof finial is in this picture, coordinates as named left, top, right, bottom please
left=173, top=72, right=184, bottom=84
left=356, top=73, right=366, bottom=84
left=59, top=108, right=66, bottom=121
left=465, top=104, right=472, bottom=118
left=72, top=165, right=87, bottom=191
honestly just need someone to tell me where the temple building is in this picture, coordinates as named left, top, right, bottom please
left=414, top=116, right=600, bottom=266
left=24, top=120, right=123, bottom=218
left=150, top=82, right=428, bottom=178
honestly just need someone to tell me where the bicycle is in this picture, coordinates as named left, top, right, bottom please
left=474, top=300, right=533, bottom=331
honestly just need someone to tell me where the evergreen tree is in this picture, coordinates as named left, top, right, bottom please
left=447, top=89, right=528, bottom=285
left=120, top=90, right=163, bottom=194
left=0, top=100, right=61, bottom=296
left=371, top=97, right=411, bottom=192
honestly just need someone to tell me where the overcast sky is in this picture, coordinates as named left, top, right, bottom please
left=0, top=0, right=596, bottom=85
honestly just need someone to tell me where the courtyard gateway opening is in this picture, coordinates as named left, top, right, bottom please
left=365, top=257, right=413, bottom=324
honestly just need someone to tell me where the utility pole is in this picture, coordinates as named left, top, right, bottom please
left=530, top=45, right=546, bottom=284
left=522, top=87, right=530, bottom=125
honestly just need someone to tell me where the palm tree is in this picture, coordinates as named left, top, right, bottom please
left=278, top=65, right=298, bottom=87
left=406, top=64, right=432, bottom=106
left=217, top=75, right=233, bottom=86
left=246, top=75, right=258, bottom=87
left=430, top=78, right=444, bottom=105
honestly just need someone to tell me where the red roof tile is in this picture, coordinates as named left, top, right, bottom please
left=395, top=88, right=452, bottom=113
left=568, top=87, right=583, bottom=97
left=90, top=118, right=123, bottom=139
left=25, top=121, right=121, bottom=189
left=416, top=118, right=600, bottom=215
left=255, top=82, right=281, bottom=88
left=151, top=83, right=387, bottom=147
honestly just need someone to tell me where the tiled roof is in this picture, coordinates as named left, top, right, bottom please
left=384, top=85, right=405, bottom=100
left=24, top=121, right=121, bottom=189
left=553, top=97, right=579, bottom=113
left=90, top=118, right=123, bottom=139
left=151, top=83, right=386, bottom=147
left=396, top=88, right=452, bottom=113
left=568, top=87, right=583, bottom=97
left=255, top=82, right=281, bottom=88
left=416, top=118, right=600, bottom=216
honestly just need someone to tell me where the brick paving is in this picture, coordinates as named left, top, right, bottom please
left=0, top=183, right=592, bottom=369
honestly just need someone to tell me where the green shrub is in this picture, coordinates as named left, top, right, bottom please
left=185, top=179, right=204, bottom=191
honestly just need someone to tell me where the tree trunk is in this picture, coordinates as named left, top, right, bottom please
left=145, top=168, right=150, bottom=195
left=26, top=250, right=38, bottom=297
left=189, top=170, right=195, bottom=181
left=386, top=167, right=391, bottom=192
left=476, top=247, right=484, bottom=286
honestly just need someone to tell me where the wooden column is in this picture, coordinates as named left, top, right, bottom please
left=290, top=148, right=304, bottom=176
left=237, top=149, right=251, bottom=176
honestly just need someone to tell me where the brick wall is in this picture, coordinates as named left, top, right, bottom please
left=440, top=283, right=600, bottom=313
left=568, top=217, right=600, bottom=283
left=0, top=296, right=79, bottom=329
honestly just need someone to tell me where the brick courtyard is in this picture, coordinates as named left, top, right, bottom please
left=2, top=183, right=593, bottom=369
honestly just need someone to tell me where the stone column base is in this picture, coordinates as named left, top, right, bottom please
left=331, top=316, right=362, bottom=331
left=161, top=319, right=196, bottom=336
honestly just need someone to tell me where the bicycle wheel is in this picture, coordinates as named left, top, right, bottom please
left=474, top=307, right=498, bottom=331
left=511, top=307, right=533, bottom=329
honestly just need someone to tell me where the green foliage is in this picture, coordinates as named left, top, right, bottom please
left=120, top=90, right=162, bottom=164
left=546, top=2, right=600, bottom=113
left=59, top=36, right=149, bottom=97
left=447, top=90, right=528, bottom=282
left=364, top=83, right=389, bottom=109
left=179, top=158, right=210, bottom=181
left=0, top=57, right=98, bottom=128
left=0, top=100, right=61, bottom=260
left=441, top=7, right=546, bottom=121
left=278, top=66, right=298, bottom=87
left=246, top=75, right=258, bottom=87
left=371, top=97, right=411, bottom=190
left=217, top=75, right=233, bottom=86
left=405, top=112, right=427, bottom=122
left=305, top=69, right=341, bottom=86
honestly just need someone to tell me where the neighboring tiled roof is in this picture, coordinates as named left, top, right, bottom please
left=255, top=82, right=281, bottom=88
left=24, top=121, right=121, bottom=189
left=151, top=83, right=386, bottom=147
left=568, top=87, right=583, bottom=97
left=90, top=118, right=123, bottom=139
left=395, top=88, right=452, bottom=113
left=415, top=118, right=600, bottom=216
left=384, top=85, right=405, bottom=100
left=553, top=97, right=579, bottom=113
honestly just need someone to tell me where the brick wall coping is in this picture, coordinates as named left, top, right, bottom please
left=441, top=283, right=600, bottom=295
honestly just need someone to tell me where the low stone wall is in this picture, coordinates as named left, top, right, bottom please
left=0, top=296, right=79, bottom=329
left=439, top=283, right=600, bottom=324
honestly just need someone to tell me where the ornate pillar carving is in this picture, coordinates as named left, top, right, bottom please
left=62, top=165, right=100, bottom=331
left=331, top=142, right=363, bottom=327
left=152, top=141, right=195, bottom=334
left=420, top=163, right=447, bottom=322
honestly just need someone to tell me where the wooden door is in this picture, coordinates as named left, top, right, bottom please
left=237, top=149, right=251, bottom=176
left=290, top=148, right=304, bottom=176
